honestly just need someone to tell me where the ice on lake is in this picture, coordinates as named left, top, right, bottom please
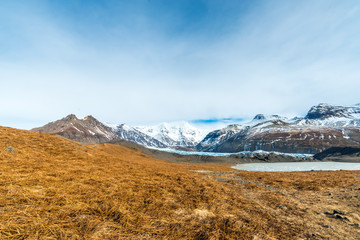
left=232, top=162, right=360, bottom=172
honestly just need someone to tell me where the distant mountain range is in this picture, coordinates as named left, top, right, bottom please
left=32, top=103, right=360, bottom=153
left=197, top=103, right=360, bottom=153
left=32, top=116, right=207, bottom=147
left=134, top=122, right=208, bottom=147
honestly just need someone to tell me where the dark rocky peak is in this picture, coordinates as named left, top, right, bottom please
left=269, top=119, right=289, bottom=126
left=305, top=103, right=349, bottom=120
left=253, top=114, right=266, bottom=121
left=218, top=124, right=244, bottom=133
left=63, top=114, right=78, bottom=121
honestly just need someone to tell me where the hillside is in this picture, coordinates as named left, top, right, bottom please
left=314, top=147, right=360, bottom=162
left=0, top=126, right=359, bottom=239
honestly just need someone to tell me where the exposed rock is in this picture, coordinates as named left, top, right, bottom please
left=5, top=146, right=14, bottom=153
left=305, top=103, right=360, bottom=120
left=253, top=114, right=266, bottom=121
left=313, top=147, right=360, bottom=161
left=232, top=151, right=313, bottom=162
left=333, top=209, right=344, bottom=215
left=276, top=205, right=288, bottom=210
left=322, top=225, right=333, bottom=229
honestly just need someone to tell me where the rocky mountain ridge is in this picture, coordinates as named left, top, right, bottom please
left=32, top=103, right=360, bottom=153
left=32, top=115, right=206, bottom=147
left=32, top=114, right=118, bottom=144
left=197, top=103, right=360, bottom=154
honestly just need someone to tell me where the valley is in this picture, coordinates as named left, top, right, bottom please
left=3, top=102, right=360, bottom=239
left=3, top=1, right=360, bottom=239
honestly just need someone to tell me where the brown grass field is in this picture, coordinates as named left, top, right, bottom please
left=0, top=126, right=359, bottom=239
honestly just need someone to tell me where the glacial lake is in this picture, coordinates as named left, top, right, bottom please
left=152, top=148, right=312, bottom=158
left=232, top=162, right=360, bottom=172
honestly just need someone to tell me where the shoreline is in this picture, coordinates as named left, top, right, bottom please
left=111, top=140, right=360, bottom=164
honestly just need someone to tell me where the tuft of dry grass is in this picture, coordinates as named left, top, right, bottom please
left=0, top=126, right=359, bottom=239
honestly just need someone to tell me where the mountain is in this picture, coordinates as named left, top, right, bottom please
left=32, top=103, right=360, bottom=153
left=305, top=103, right=360, bottom=120
left=32, top=115, right=166, bottom=147
left=313, top=147, right=360, bottom=162
left=134, top=121, right=208, bottom=147
left=251, top=114, right=286, bottom=123
left=32, top=115, right=204, bottom=148
left=197, top=103, right=360, bottom=154
left=111, top=124, right=167, bottom=148
left=196, top=124, right=246, bottom=151
left=32, top=114, right=119, bottom=144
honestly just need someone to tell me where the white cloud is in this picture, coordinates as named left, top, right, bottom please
left=1, top=0, right=360, bottom=129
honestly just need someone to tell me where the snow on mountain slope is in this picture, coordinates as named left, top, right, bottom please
left=294, top=103, right=360, bottom=127
left=32, top=103, right=360, bottom=152
left=135, top=121, right=208, bottom=147
left=112, top=124, right=167, bottom=148
left=305, top=103, right=360, bottom=120
left=196, top=124, right=247, bottom=151
left=197, top=103, right=360, bottom=154
left=251, top=114, right=288, bottom=125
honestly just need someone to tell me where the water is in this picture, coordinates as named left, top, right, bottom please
left=151, top=148, right=313, bottom=158
left=232, top=162, right=360, bottom=172
left=151, top=148, right=234, bottom=156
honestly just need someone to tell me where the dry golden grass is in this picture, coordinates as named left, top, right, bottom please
left=0, top=126, right=359, bottom=239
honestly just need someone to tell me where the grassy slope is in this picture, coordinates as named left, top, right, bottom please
left=0, top=126, right=359, bottom=239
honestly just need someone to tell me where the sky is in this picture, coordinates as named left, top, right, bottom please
left=1, top=0, right=360, bottom=129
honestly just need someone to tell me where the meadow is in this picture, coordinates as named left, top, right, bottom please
left=0, top=126, right=359, bottom=239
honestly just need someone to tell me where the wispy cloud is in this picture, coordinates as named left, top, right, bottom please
left=1, top=0, right=360, bottom=129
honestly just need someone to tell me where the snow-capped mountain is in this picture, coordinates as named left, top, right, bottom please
left=135, top=121, right=208, bottom=147
left=251, top=114, right=287, bottom=124
left=305, top=103, right=360, bottom=120
left=196, top=124, right=246, bottom=151
left=32, top=114, right=119, bottom=144
left=31, top=103, right=360, bottom=153
left=32, top=115, right=208, bottom=148
left=197, top=103, right=360, bottom=154
left=298, top=103, right=360, bottom=127
left=111, top=124, right=167, bottom=148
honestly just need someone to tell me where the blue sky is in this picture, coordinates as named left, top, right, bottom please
left=1, top=0, right=360, bottom=129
